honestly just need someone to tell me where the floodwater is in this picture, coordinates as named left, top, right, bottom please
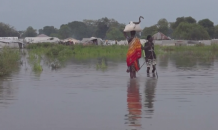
left=0, top=54, right=218, bottom=130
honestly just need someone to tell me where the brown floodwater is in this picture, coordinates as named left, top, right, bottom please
left=0, top=55, right=218, bottom=130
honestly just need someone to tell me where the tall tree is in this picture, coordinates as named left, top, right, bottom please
left=0, top=22, right=19, bottom=37
left=58, top=25, right=71, bottom=39
left=39, top=26, right=58, bottom=36
left=172, top=16, right=196, bottom=30
left=142, top=25, right=158, bottom=39
left=173, top=22, right=210, bottom=40
left=83, top=19, right=97, bottom=37
left=95, top=17, right=119, bottom=39
left=67, top=21, right=89, bottom=40
left=198, top=19, right=214, bottom=38
left=214, top=25, right=218, bottom=39
left=23, top=26, right=37, bottom=37
left=185, top=16, right=196, bottom=24
left=106, top=27, right=125, bottom=40
left=156, top=18, right=169, bottom=35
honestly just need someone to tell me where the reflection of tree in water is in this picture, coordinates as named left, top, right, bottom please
left=0, top=79, right=17, bottom=106
left=170, top=52, right=215, bottom=69
left=125, top=79, right=142, bottom=130
left=172, top=53, right=198, bottom=68
left=144, top=78, right=157, bottom=118
left=158, top=53, right=215, bottom=69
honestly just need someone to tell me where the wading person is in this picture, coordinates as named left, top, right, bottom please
left=124, top=16, right=144, bottom=79
left=143, top=35, right=156, bottom=74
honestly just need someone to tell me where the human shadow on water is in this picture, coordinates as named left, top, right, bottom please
left=144, top=76, right=157, bottom=119
left=125, top=79, right=142, bottom=130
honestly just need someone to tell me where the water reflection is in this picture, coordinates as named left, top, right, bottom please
left=158, top=54, right=169, bottom=68
left=125, top=79, right=142, bottom=130
left=158, top=53, right=215, bottom=69
left=144, top=77, right=157, bottom=118
left=0, top=78, right=17, bottom=106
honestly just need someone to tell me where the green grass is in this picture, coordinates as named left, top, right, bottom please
left=156, top=44, right=218, bottom=60
left=1, top=43, right=217, bottom=76
left=27, top=52, right=43, bottom=72
left=0, top=47, right=21, bottom=76
left=27, top=43, right=128, bottom=61
left=33, top=62, right=43, bottom=72
left=26, top=43, right=218, bottom=66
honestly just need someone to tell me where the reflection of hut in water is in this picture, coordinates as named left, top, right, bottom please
left=125, top=80, right=142, bottom=130
left=144, top=79, right=157, bottom=118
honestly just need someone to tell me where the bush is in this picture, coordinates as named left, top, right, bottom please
left=0, top=47, right=20, bottom=76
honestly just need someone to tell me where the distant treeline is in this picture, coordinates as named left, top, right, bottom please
left=1, top=16, right=218, bottom=40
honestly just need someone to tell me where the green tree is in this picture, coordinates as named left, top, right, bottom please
left=83, top=19, right=98, bottom=26
left=198, top=19, right=214, bottom=38
left=185, top=16, right=196, bottom=24
left=58, top=25, right=71, bottom=39
left=38, top=29, right=43, bottom=35
left=83, top=19, right=97, bottom=37
left=142, top=25, right=158, bottom=39
left=95, top=17, right=119, bottom=39
left=214, top=25, right=218, bottom=39
left=67, top=21, right=89, bottom=40
left=39, top=26, right=58, bottom=36
left=156, top=18, right=169, bottom=35
left=23, top=26, right=37, bottom=37
left=106, top=27, right=125, bottom=40
left=173, top=22, right=210, bottom=40
left=172, top=16, right=196, bottom=30
left=0, top=22, right=19, bottom=37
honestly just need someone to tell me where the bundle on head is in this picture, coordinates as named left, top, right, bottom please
left=124, top=16, right=144, bottom=32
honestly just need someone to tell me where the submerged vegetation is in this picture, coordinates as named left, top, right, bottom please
left=26, top=43, right=218, bottom=62
left=155, top=44, right=218, bottom=60
left=1, top=43, right=218, bottom=76
left=96, top=58, right=107, bottom=70
left=0, top=47, right=20, bottom=76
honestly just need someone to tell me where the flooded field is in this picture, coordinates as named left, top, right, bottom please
left=0, top=54, right=218, bottom=130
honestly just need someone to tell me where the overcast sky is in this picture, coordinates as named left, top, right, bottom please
left=0, top=0, right=218, bottom=30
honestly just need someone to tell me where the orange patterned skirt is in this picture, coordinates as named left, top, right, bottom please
left=126, top=38, right=142, bottom=72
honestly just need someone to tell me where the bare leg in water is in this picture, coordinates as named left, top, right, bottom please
left=133, top=71, right=136, bottom=78
left=152, top=65, right=156, bottom=73
left=147, top=67, right=150, bottom=74
left=130, top=72, right=133, bottom=79
left=130, top=71, right=136, bottom=79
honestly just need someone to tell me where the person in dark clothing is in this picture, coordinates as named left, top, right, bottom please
left=142, top=35, right=156, bottom=74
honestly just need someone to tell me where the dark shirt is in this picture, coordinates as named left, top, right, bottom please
left=143, top=42, right=156, bottom=59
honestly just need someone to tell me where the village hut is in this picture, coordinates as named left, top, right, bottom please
left=152, top=32, right=170, bottom=40
left=37, top=34, right=49, bottom=37
left=81, top=37, right=103, bottom=45
left=0, top=37, right=24, bottom=49
left=63, top=38, right=80, bottom=45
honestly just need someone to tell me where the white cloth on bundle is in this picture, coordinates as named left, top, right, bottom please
left=123, top=21, right=142, bottom=32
